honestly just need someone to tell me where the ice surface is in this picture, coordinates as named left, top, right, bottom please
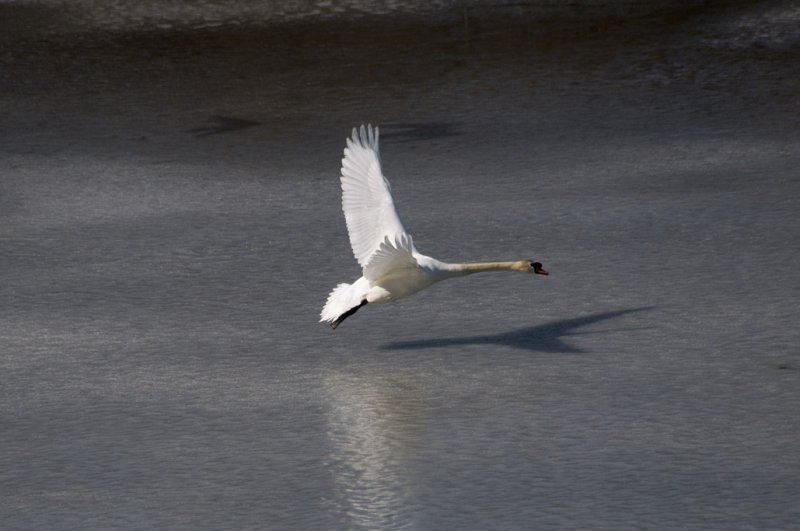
left=2, top=2, right=799, bottom=529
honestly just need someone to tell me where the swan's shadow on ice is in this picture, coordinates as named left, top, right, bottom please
left=380, top=122, right=463, bottom=142
left=186, top=115, right=261, bottom=137
left=381, top=308, right=652, bottom=353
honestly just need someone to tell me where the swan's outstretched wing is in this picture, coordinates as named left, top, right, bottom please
left=363, top=234, right=418, bottom=282
left=340, top=124, right=413, bottom=269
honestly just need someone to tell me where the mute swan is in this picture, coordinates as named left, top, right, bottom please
left=320, top=124, right=548, bottom=329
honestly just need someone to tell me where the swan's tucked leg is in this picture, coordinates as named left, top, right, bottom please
left=331, top=299, right=368, bottom=329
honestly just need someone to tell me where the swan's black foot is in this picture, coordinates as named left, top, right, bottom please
left=331, top=299, right=368, bottom=329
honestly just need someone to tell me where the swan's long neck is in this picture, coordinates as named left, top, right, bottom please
left=437, top=260, right=524, bottom=277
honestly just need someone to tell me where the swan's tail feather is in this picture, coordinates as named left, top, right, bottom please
left=320, top=282, right=367, bottom=328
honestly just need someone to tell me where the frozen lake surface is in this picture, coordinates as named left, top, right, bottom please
left=2, top=1, right=799, bottom=529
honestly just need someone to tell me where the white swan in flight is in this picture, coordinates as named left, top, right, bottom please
left=320, top=124, right=549, bottom=329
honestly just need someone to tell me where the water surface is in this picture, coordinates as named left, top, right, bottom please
left=2, top=2, right=799, bottom=529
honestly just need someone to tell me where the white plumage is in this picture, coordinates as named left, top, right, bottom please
left=321, top=124, right=549, bottom=329
left=340, top=125, right=410, bottom=268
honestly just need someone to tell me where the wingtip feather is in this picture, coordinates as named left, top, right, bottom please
left=348, top=124, right=380, bottom=152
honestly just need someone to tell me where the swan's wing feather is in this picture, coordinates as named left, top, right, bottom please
left=341, top=124, right=410, bottom=268
left=363, top=234, right=418, bottom=281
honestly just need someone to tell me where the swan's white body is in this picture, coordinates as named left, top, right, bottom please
left=320, top=124, right=548, bottom=328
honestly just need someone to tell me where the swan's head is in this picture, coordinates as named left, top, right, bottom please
left=521, top=260, right=548, bottom=275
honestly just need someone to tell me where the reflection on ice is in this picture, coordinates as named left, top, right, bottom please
left=322, top=372, right=426, bottom=529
